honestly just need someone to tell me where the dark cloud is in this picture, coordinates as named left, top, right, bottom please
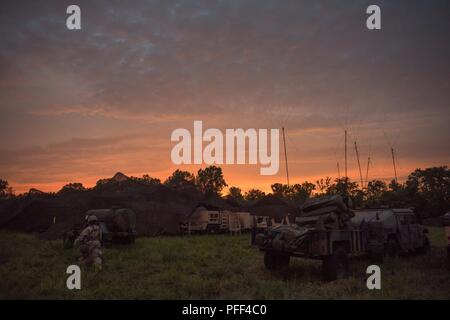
left=0, top=0, right=449, bottom=191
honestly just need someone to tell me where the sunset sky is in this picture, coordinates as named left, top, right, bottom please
left=0, top=0, right=449, bottom=194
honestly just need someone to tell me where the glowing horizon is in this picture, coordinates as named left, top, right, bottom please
left=1, top=1, right=449, bottom=195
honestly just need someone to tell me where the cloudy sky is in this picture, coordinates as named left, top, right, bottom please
left=0, top=0, right=449, bottom=193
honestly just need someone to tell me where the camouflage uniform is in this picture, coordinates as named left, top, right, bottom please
left=74, top=216, right=103, bottom=270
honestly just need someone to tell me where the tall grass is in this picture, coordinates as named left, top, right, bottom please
left=0, top=228, right=449, bottom=299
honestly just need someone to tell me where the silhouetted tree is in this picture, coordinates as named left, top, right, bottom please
left=271, top=183, right=290, bottom=198
left=366, top=180, right=387, bottom=206
left=326, top=178, right=364, bottom=207
left=270, top=182, right=315, bottom=202
left=196, top=166, right=227, bottom=195
left=226, top=186, right=244, bottom=201
left=132, top=174, right=161, bottom=186
left=0, top=179, right=12, bottom=199
left=406, top=166, right=450, bottom=216
left=59, top=182, right=86, bottom=193
left=316, top=177, right=332, bottom=195
left=388, top=179, right=402, bottom=192
left=326, top=178, right=358, bottom=196
left=292, top=182, right=316, bottom=202
left=244, top=189, right=266, bottom=201
left=164, top=170, right=195, bottom=189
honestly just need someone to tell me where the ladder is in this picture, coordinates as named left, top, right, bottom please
left=221, top=211, right=229, bottom=230
left=229, top=213, right=242, bottom=236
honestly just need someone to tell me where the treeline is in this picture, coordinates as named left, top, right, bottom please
left=232, top=166, right=449, bottom=217
left=1, top=165, right=448, bottom=217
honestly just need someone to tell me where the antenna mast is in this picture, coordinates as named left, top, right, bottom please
left=337, top=162, right=341, bottom=179
left=365, top=156, right=371, bottom=188
left=391, top=147, right=398, bottom=182
left=354, top=141, right=363, bottom=188
left=282, top=127, right=290, bottom=187
left=344, top=130, right=347, bottom=179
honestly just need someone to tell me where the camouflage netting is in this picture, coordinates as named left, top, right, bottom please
left=0, top=177, right=239, bottom=239
left=296, top=195, right=355, bottom=229
left=85, top=208, right=136, bottom=233
left=247, top=195, right=299, bottom=223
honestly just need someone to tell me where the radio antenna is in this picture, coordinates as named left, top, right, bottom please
left=282, top=127, right=290, bottom=186
left=354, top=141, right=364, bottom=188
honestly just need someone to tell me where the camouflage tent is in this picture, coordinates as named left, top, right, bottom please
left=248, top=195, right=298, bottom=223
left=85, top=208, right=136, bottom=233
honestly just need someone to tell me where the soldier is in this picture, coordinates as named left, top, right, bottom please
left=74, top=215, right=103, bottom=271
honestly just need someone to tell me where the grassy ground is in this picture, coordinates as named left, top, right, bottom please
left=0, top=227, right=449, bottom=299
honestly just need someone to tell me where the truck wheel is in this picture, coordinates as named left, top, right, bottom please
left=322, top=247, right=349, bottom=281
left=264, top=251, right=290, bottom=270
left=386, top=239, right=399, bottom=257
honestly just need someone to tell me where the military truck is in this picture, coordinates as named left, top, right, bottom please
left=256, top=223, right=366, bottom=281
left=180, top=207, right=231, bottom=233
left=255, top=196, right=430, bottom=281
left=63, top=207, right=137, bottom=247
left=251, top=215, right=292, bottom=244
left=255, top=195, right=363, bottom=281
left=351, top=208, right=430, bottom=260
left=180, top=206, right=252, bottom=234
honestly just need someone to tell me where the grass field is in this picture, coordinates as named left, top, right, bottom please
left=0, top=227, right=449, bottom=299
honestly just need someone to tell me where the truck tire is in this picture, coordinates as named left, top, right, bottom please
left=322, top=247, right=349, bottom=281
left=264, top=250, right=290, bottom=270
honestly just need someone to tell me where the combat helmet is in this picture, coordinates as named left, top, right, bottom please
left=87, top=215, right=99, bottom=224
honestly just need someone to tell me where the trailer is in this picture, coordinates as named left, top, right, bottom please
left=180, top=206, right=253, bottom=234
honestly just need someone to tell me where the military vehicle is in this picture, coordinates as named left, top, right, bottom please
left=251, top=215, right=292, bottom=244
left=253, top=215, right=271, bottom=231
left=180, top=206, right=252, bottom=234
left=255, top=195, right=430, bottom=281
left=351, top=208, right=430, bottom=259
left=180, top=207, right=230, bottom=233
left=251, top=216, right=270, bottom=244
left=63, top=207, right=137, bottom=247
left=255, top=195, right=362, bottom=281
